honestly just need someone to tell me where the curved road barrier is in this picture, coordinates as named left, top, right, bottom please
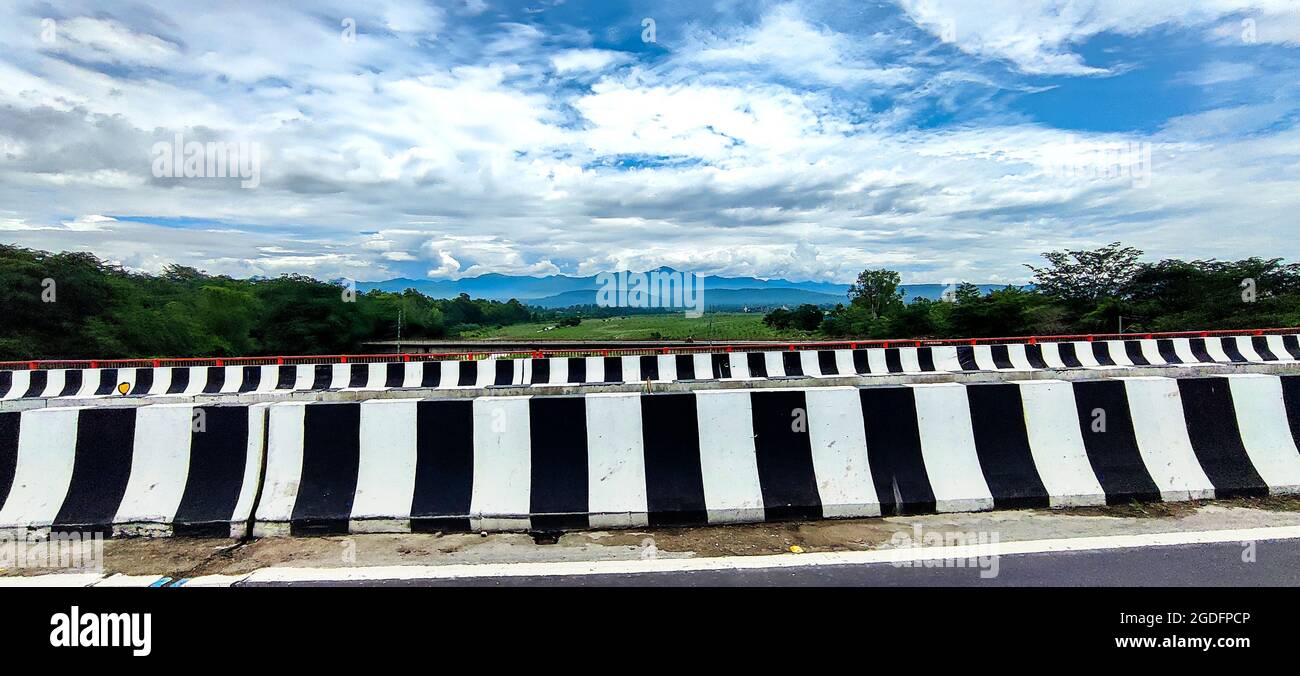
left=251, top=373, right=1300, bottom=536
left=3, top=334, right=1298, bottom=401
left=0, top=404, right=266, bottom=537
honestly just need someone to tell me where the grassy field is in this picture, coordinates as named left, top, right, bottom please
left=459, top=312, right=813, bottom=341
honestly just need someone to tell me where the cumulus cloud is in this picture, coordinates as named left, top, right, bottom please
left=0, top=0, right=1298, bottom=285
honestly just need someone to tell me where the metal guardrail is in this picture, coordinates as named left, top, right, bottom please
left=1, top=327, right=1296, bottom=371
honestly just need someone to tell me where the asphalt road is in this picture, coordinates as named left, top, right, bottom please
left=238, top=537, right=1300, bottom=587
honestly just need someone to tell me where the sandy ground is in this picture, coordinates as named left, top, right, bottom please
left=5, top=496, right=1300, bottom=579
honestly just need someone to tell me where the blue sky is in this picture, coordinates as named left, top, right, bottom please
left=1, top=0, right=1298, bottom=284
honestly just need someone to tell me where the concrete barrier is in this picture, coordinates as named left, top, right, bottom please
left=0, top=404, right=266, bottom=537
left=250, top=373, right=1300, bottom=535
left=4, top=335, right=1298, bottom=402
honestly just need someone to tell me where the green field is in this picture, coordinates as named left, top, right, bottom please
left=459, top=312, right=813, bottom=341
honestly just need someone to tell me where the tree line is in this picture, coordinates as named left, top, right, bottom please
left=769, top=243, right=1300, bottom=339
left=0, top=244, right=533, bottom=360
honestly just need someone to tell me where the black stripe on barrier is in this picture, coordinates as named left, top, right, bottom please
left=1071, top=380, right=1161, bottom=504
left=567, top=357, right=587, bottom=384
left=781, top=351, right=803, bottom=377
left=1091, top=342, right=1116, bottom=366
left=239, top=366, right=261, bottom=393
left=494, top=360, right=514, bottom=386
left=457, top=360, right=477, bottom=387
left=1177, top=378, right=1268, bottom=498
left=1124, top=340, right=1150, bottom=366
left=291, top=403, right=361, bottom=535
left=529, top=358, right=549, bottom=385
left=529, top=397, right=589, bottom=530
left=54, top=408, right=136, bottom=533
left=750, top=391, right=822, bottom=521
left=966, top=384, right=1049, bottom=509
left=1156, top=339, right=1182, bottom=364
left=411, top=400, right=474, bottom=532
left=421, top=361, right=442, bottom=388
left=202, top=366, right=225, bottom=394
left=1188, top=338, right=1215, bottom=363
left=1251, top=336, right=1278, bottom=361
left=956, top=346, right=978, bottom=371
left=131, top=368, right=153, bottom=395
left=1283, top=335, right=1300, bottom=360
left=57, top=369, right=82, bottom=397
left=0, top=370, right=10, bottom=398
left=95, top=368, right=119, bottom=396
left=1024, top=344, right=1048, bottom=368
left=166, top=367, right=192, bottom=394
left=0, top=411, right=19, bottom=513
left=23, top=370, right=47, bottom=398
left=1219, top=338, right=1249, bottom=363
left=1281, top=375, right=1300, bottom=452
left=1057, top=343, right=1083, bottom=368
left=747, top=352, right=767, bottom=378
left=640, top=355, right=660, bottom=381
left=349, top=363, right=368, bottom=389
left=675, top=354, right=695, bottom=380
left=275, top=365, right=296, bottom=390
left=641, top=393, right=707, bottom=526
left=859, top=386, right=936, bottom=516
left=385, top=363, right=405, bottom=388
left=604, top=356, right=623, bottom=383
left=310, top=365, right=331, bottom=391
left=174, top=406, right=250, bottom=536
left=818, top=350, right=839, bottom=376
left=711, top=353, right=730, bottom=379
left=917, top=347, right=937, bottom=372
left=852, top=349, right=870, bottom=374
left=989, top=345, right=1013, bottom=369
left=885, top=348, right=904, bottom=373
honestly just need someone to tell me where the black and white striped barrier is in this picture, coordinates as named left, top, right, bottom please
left=0, top=404, right=265, bottom=537
left=251, top=373, right=1300, bottom=535
left=4, top=374, right=1299, bottom=537
left=4, top=335, right=1299, bottom=401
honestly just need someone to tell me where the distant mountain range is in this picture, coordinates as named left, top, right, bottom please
left=358, top=269, right=1008, bottom=309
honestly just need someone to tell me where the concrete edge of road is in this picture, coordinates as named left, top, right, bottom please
left=7, top=525, right=1299, bottom=587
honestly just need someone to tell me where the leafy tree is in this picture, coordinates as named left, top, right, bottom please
left=1025, top=242, right=1143, bottom=302
left=848, top=269, right=904, bottom=318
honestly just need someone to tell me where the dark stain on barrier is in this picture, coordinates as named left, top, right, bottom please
left=291, top=403, right=361, bottom=535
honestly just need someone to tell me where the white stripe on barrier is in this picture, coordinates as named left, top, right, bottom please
left=728, top=352, right=751, bottom=379
left=1017, top=381, right=1106, bottom=507
left=1137, top=339, right=1165, bottom=365
left=1204, top=338, right=1232, bottom=363
left=113, top=404, right=193, bottom=529
left=585, top=393, right=649, bottom=528
left=1039, top=342, right=1067, bottom=369
left=865, top=348, right=889, bottom=374
left=1265, top=335, right=1293, bottom=361
left=255, top=403, right=307, bottom=532
left=693, top=353, right=712, bottom=380
left=835, top=349, right=857, bottom=376
left=351, top=400, right=418, bottom=531
left=1225, top=375, right=1300, bottom=494
left=470, top=397, right=531, bottom=530
left=1007, top=344, right=1035, bottom=370
left=585, top=356, right=605, bottom=384
left=910, top=383, right=994, bottom=512
left=1104, top=340, right=1134, bottom=367
left=230, top=405, right=268, bottom=531
left=1121, top=377, right=1215, bottom=501
left=930, top=346, right=961, bottom=371
left=799, top=350, right=822, bottom=378
left=805, top=387, right=880, bottom=517
left=620, top=355, right=642, bottom=383
left=694, top=391, right=765, bottom=523
left=971, top=345, right=999, bottom=371
left=763, top=351, right=784, bottom=378
left=1171, top=338, right=1199, bottom=364
left=0, top=408, right=79, bottom=528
